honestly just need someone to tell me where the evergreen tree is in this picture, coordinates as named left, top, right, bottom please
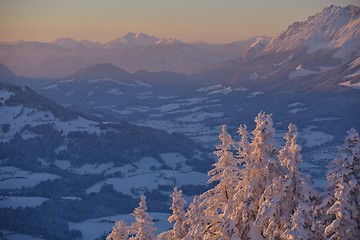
left=324, top=178, right=358, bottom=239
left=106, top=220, right=129, bottom=240
left=324, top=128, right=360, bottom=239
left=256, top=123, right=315, bottom=239
left=227, top=112, right=278, bottom=239
left=283, top=204, right=309, bottom=240
left=184, top=195, right=206, bottom=240
left=200, top=125, right=240, bottom=239
left=129, top=194, right=156, bottom=240
left=158, top=187, right=186, bottom=240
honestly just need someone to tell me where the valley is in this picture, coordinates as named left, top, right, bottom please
left=0, top=4, right=359, bottom=240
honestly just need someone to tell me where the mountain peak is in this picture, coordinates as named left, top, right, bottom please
left=73, top=63, right=131, bottom=80
left=105, top=32, right=159, bottom=48
left=262, top=5, right=360, bottom=55
left=51, top=37, right=80, bottom=49
left=0, top=63, right=16, bottom=80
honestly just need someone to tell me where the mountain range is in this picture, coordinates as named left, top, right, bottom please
left=0, top=4, right=359, bottom=240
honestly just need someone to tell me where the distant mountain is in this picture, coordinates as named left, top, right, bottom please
left=0, top=32, right=260, bottom=78
left=0, top=63, right=16, bottom=80
left=72, top=63, right=131, bottom=80
left=203, top=5, right=360, bottom=92
left=105, top=32, right=160, bottom=48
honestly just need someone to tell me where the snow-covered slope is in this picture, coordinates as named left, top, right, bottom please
left=262, top=5, right=360, bottom=58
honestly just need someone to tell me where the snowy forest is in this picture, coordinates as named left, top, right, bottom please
left=106, top=112, right=360, bottom=240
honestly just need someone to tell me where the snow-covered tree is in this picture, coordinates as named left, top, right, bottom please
left=233, top=112, right=279, bottom=229
left=158, top=187, right=187, bottom=240
left=324, top=128, right=360, bottom=239
left=183, top=195, right=206, bottom=240
left=283, top=204, right=309, bottom=240
left=107, top=220, right=129, bottom=240
left=129, top=194, right=156, bottom=240
left=324, top=178, right=358, bottom=239
left=256, top=123, right=315, bottom=239
left=200, top=124, right=240, bottom=239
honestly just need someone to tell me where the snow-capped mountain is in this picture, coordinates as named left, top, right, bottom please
left=0, top=32, right=260, bottom=78
left=202, top=5, right=360, bottom=92
left=105, top=32, right=160, bottom=48
left=262, top=5, right=360, bottom=57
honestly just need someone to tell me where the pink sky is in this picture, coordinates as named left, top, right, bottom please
left=0, top=0, right=359, bottom=43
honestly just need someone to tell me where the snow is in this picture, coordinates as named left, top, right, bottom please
left=311, top=117, right=338, bottom=122
left=247, top=91, right=264, bottom=98
left=207, top=87, right=232, bottom=95
left=288, top=108, right=307, bottom=114
left=61, top=196, right=82, bottom=201
left=54, top=160, right=72, bottom=170
left=86, top=170, right=208, bottom=196
left=71, top=162, right=114, bottom=175
left=54, top=143, right=68, bottom=154
left=69, top=212, right=171, bottom=240
left=0, top=196, right=49, bottom=208
left=301, top=128, right=335, bottom=148
left=106, top=88, right=123, bottom=95
left=289, top=65, right=318, bottom=78
left=160, top=153, right=191, bottom=171
left=248, top=221, right=265, bottom=240
left=21, top=131, right=40, bottom=140
left=288, top=102, right=304, bottom=107
left=0, top=105, right=101, bottom=142
left=274, top=55, right=293, bottom=67
left=340, top=80, right=360, bottom=89
left=157, top=95, right=178, bottom=100
left=112, top=109, right=132, bottom=115
left=88, top=78, right=137, bottom=87
left=178, top=112, right=224, bottom=123
left=0, top=89, right=14, bottom=105
left=249, top=72, right=260, bottom=80
left=137, top=91, right=153, bottom=100
left=157, top=103, right=181, bottom=112
left=87, top=91, right=94, bottom=97
left=65, top=91, right=74, bottom=97
left=41, top=84, right=59, bottom=90
left=0, top=231, right=45, bottom=240
left=197, top=85, right=222, bottom=92
left=136, top=80, right=152, bottom=88
left=0, top=166, right=60, bottom=190
left=134, top=157, right=162, bottom=171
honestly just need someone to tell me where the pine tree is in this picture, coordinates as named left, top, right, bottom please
left=230, top=112, right=278, bottom=238
left=256, top=123, right=315, bottom=239
left=324, top=128, right=360, bottom=239
left=158, top=187, right=187, bottom=240
left=224, top=124, right=251, bottom=238
left=324, top=178, right=358, bottom=239
left=200, top=124, right=240, bottom=239
left=106, top=220, right=129, bottom=240
left=283, top=204, right=309, bottom=240
left=129, top=194, right=156, bottom=240
left=183, top=195, right=206, bottom=240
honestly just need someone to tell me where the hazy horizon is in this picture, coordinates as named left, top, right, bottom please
left=1, top=0, right=359, bottom=44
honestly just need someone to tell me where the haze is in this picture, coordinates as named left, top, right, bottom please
left=0, top=0, right=359, bottom=43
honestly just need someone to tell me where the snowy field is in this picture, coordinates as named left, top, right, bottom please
left=69, top=212, right=172, bottom=240
left=0, top=166, right=59, bottom=190
left=0, top=104, right=101, bottom=143
left=0, top=196, right=48, bottom=208
left=0, top=230, right=45, bottom=240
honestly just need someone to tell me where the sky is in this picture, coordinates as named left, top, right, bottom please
left=0, top=0, right=359, bottom=44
